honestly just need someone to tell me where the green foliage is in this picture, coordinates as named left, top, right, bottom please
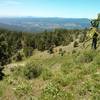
left=72, top=49, right=77, bottom=54
left=53, top=74, right=69, bottom=87
left=15, top=52, right=23, bottom=61
left=80, top=64, right=97, bottom=75
left=59, top=48, right=65, bottom=56
left=97, top=13, right=100, bottom=20
left=41, top=68, right=53, bottom=80
left=12, top=66, right=23, bottom=78
left=53, top=72, right=78, bottom=87
left=78, top=50, right=96, bottom=63
left=48, top=46, right=54, bottom=54
left=0, top=80, right=7, bottom=97
left=73, top=41, right=79, bottom=47
left=0, top=29, right=35, bottom=65
left=35, top=29, right=84, bottom=51
left=23, top=62, right=42, bottom=79
left=0, top=66, right=4, bottom=80
left=23, top=47, right=33, bottom=57
left=94, top=53, right=100, bottom=65
left=0, top=28, right=100, bottom=100
left=79, top=32, right=86, bottom=43
left=91, top=20, right=99, bottom=28
left=14, top=81, right=32, bottom=97
left=92, top=94, right=100, bottom=100
left=40, top=82, right=70, bottom=100
left=0, top=33, right=10, bottom=66
left=0, top=86, right=3, bottom=97
left=0, top=28, right=85, bottom=65
left=61, top=61, right=74, bottom=74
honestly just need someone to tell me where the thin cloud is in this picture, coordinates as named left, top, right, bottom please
left=0, top=0, right=22, bottom=6
left=6, top=1, right=21, bottom=5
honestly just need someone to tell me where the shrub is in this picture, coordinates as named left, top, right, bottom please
left=13, top=66, right=23, bottom=78
left=42, top=68, right=52, bottom=80
left=0, top=66, right=4, bottom=80
left=92, top=93, right=100, bottom=100
left=16, top=52, right=23, bottom=61
left=40, top=82, right=69, bottom=100
left=14, top=81, right=32, bottom=97
left=78, top=80, right=100, bottom=98
left=23, top=47, right=33, bottom=57
left=59, top=48, right=63, bottom=53
left=79, top=33, right=86, bottom=43
left=23, top=62, right=42, bottom=79
left=92, top=72, right=100, bottom=81
left=54, top=73, right=78, bottom=87
left=12, top=52, right=23, bottom=62
left=54, top=75, right=69, bottom=87
left=73, top=41, right=78, bottom=47
left=94, top=54, right=100, bottom=65
left=78, top=50, right=96, bottom=63
left=80, top=64, right=97, bottom=75
left=72, top=49, right=77, bottom=54
left=0, top=87, right=3, bottom=97
left=61, top=62, right=74, bottom=74
left=48, top=46, right=54, bottom=54
left=59, top=48, right=65, bottom=56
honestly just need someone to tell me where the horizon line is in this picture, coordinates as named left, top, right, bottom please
left=0, top=16, right=90, bottom=19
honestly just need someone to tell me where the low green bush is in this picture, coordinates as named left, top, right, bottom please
left=72, top=49, right=77, bottom=54
left=61, top=62, right=74, bottom=74
left=55, top=75, right=69, bottom=87
left=73, top=41, right=79, bottom=47
left=12, top=66, right=23, bottom=78
left=23, top=62, right=42, bottom=79
left=78, top=50, right=96, bottom=63
left=59, top=48, right=65, bottom=56
left=94, top=53, right=100, bottom=65
left=0, top=87, right=3, bottom=97
left=80, top=65, right=97, bottom=75
left=41, top=68, right=52, bottom=80
left=79, top=33, right=86, bottom=43
left=13, top=81, right=32, bottom=97
left=92, top=93, right=100, bottom=100
left=40, top=82, right=71, bottom=100
left=23, top=47, right=33, bottom=57
left=12, top=52, right=23, bottom=62
left=0, top=66, right=4, bottom=80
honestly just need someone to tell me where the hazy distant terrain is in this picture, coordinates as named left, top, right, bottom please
left=0, top=17, right=90, bottom=32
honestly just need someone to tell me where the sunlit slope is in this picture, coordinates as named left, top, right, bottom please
left=0, top=40, right=100, bottom=100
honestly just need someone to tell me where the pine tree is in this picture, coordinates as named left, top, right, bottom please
left=0, top=34, right=8, bottom=80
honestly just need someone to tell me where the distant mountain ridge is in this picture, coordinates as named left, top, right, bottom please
left=0, top=17, right=90, bottom=32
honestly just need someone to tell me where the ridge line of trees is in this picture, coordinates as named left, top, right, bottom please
left=0, top=28, right=87, bottom=79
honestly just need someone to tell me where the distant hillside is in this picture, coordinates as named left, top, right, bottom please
left=0, top=17, right=90, bottom=32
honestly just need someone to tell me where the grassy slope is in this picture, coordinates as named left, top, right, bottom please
left=0, top=41, right=100, bottom=100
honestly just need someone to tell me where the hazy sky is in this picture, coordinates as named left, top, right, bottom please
left=0, top=0, right=100, bottom=18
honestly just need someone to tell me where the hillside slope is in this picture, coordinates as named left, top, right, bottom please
left=0, top=40, right=100, bottom=100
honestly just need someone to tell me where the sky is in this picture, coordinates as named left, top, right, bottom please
left=0, top=0, right=100, bottom=18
